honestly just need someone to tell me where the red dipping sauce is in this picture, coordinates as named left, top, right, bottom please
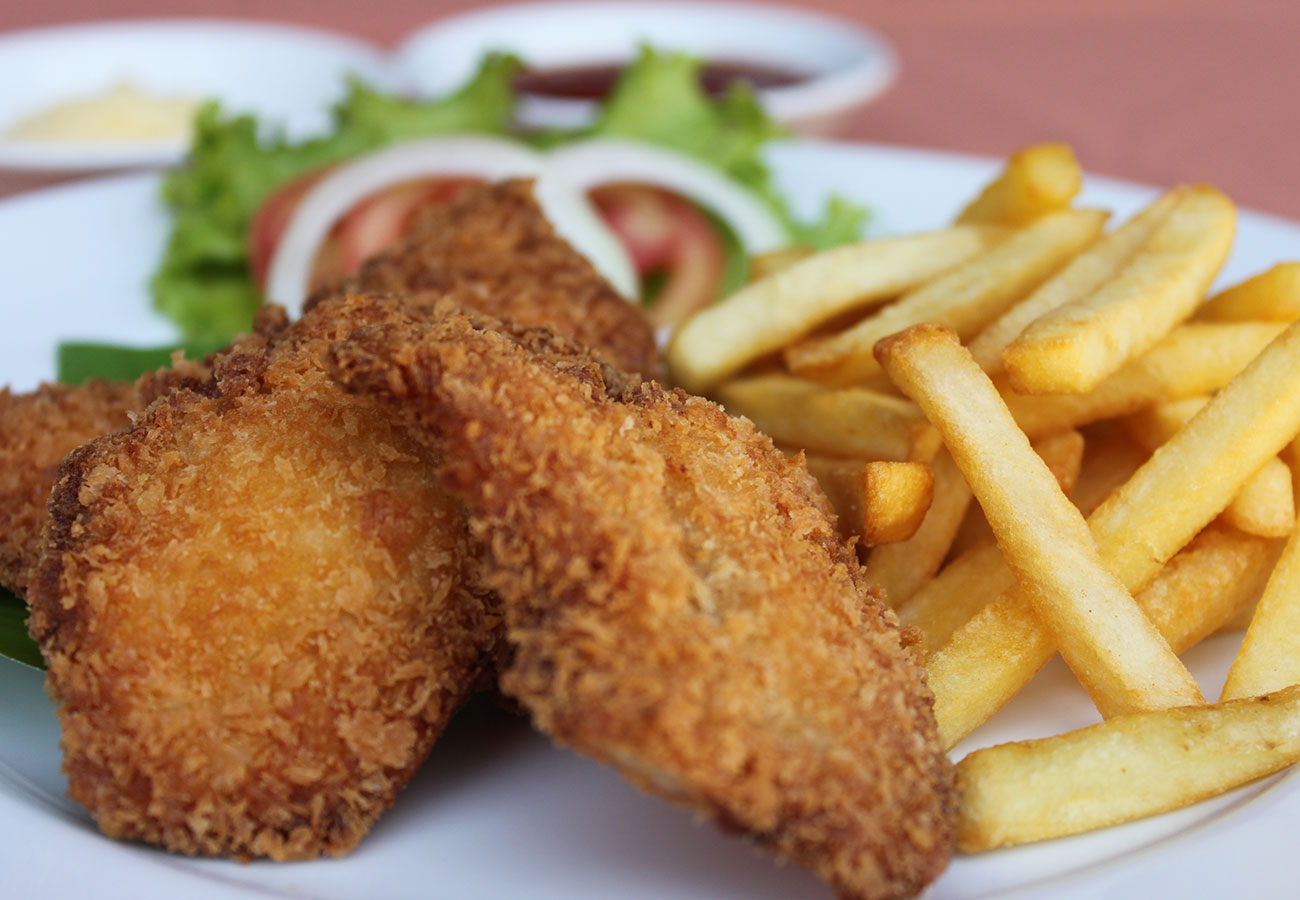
left=515, top=61, right=806, bottom=100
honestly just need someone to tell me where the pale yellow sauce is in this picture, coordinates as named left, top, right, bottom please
left=5, top=82, right=200, bottom=142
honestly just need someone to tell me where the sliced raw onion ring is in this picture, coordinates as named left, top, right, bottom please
left=546, top=138, right=789, bottom=255
left=264, top=136, right=638, bottom=315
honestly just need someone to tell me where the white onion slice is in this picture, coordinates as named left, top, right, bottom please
left=546, top=138, right=789, bottom=254
left=264, top=136, right=639, bottom=316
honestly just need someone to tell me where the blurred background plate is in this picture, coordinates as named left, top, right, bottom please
left=0, top=19, right=395, bottom=180
left=396, top=1, right=896, bottom=134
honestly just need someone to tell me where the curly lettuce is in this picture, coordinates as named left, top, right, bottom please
left=122, top=47, right=867, bottom=382
left=151, top=53, right=522, bottom=345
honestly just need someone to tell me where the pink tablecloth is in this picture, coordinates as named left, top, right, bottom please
left=3, top=0, right=1298, bottom=219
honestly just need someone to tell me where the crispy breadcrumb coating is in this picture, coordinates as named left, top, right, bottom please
left=27, top=294, right=496, bottom=860
left=324, top=179, right=658, bottom=377
left=0, top=356, right=211, bottom=595
left=326, top=308, right=957, bottom=900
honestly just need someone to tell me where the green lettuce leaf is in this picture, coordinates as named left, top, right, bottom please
left=0, top=588, right=41, bottom=671
left=151, top=47, right=867, bottom=351
left=56, top=338, right=227, bottom=385
left=153, top=53, right=522, bottom=345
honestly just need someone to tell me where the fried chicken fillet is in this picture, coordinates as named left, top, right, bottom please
left=6, top=179, right=652, bottom=602
left=27, top=294, right=496, bottom=859
left=327, top=308, right=957, bottom=900
left=323, top=178, right=658, bottom=377
left=0, top=357, right=211, bottom=595
left=23, top=172, right=663, bottom=859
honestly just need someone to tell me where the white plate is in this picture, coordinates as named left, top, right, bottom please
left=3, top=141, right=1300, bottom=899
left=0, top=19, right=395, bottom=172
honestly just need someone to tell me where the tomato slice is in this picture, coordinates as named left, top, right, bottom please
left=250, top=174, right=484, bottom=294
left=251, top=165, right=723, bottom=326
left=325, top=177, right=483, bottom=288
left=247, top=166, right=335, bottom=290
left=590, top=184, right=727, bottom=327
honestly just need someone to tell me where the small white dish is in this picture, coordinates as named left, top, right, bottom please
left=396, top=2, right=897, bottom=134
left=0, top=19, right=396, bottom=174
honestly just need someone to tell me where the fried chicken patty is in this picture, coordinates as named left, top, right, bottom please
left=325, top=178, right=658, bottom=377
left=0, top=357, right=212, bottom=595
left=27, top=294, right=497, bottom=859
left=326, top=306, right=958, bottom=900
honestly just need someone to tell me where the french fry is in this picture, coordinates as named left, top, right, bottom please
left=1222, top=458, right=1295, bottom=538
left=667, top=225, right=1006, bottom=393
left=1139, top=521, right=1280, bottom=656
left=955, top=684, right=1300, bottom=852
left=1221, top=513, right=1300, bottom=700
left=860, top=461, right=935, bottom=546
left=1005, top=321, right=1286, bottom=439
left=1120, top=396, right=1212, bottom=451
left=1003, top=185, right=1235, bottom=394
left=1196, top=262, right=1300, bottom=322
left=956, top=143, right=1083, bottom=227
left=716, top=374, right=940, bottom=461
left=929, top=319, right=1300, bottom=746
left=1088, top=322, right=1300, bottom=586
left=900, top=430, right=1084, bottom=653
left=1069, top=423, right=1148, bottom=516
left=929, top=521, right=1273, bottom=751
left=877, top=325, right=1201, bottom=719
left=786, top=208, right=1108, bottom=386
left=802, top=456, right=934, bottom=545
left=899, top=541, right=1012, bottom=657
left=968, top=190, right=1180, bottom=373
left=747, top=246, right=813, bottom=282
left=1123, top=397, right=1296, bottom=538
left=867, top=449, right=971, bottom=607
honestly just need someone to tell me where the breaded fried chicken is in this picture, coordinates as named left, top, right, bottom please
left=27, top=294, right=496, bottom=860
left=326, top=309, right=957, bottom=900
left=0, top=356, right=211, bottom=595
left=323, top=179, right=658, bottom=377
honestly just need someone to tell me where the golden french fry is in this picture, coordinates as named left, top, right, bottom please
left=1005, top=321, right=1286, bottom=439
left=1123, top=397, right=1296, bottom=538
left=968, top=190, right=1180, bottom=373
left=667, top=225, right=1006, bottom=393
left=1120, top=395, right=1212, bottom=451
left=957, top=143, right=1083, bottom=227
left=1029, top=429, right=1086, bottom=500
left=1196, top=262, right=1300, bottom=322
left=747, top=246, right=814, bottom=282
left=901, top=430, right=1085, bottom=652
left=867, top=449, right=971, bottom=607
left=1137, top=521, right=1280, bottom=655
left=716, top=374, right=940, bottom=461
left=929, top=319, right=1300, bottom=746
left=956, top=684, right=1300, bottom=852
left=1222, top=513, right=1300, bottom=700
left=786, top=208, right=1108, bottom=386
left=929, top=522, right=1274, bottom=750
left=899, top=542, right=1012, bottom=657
left=949, top=429, right=1084, bottom=557
left=802, top=456, right=934, bottom=545
left=1088, top=323, right=1300, bottom=587
left=1222, top=458, right=1295, bottom=538
left=1003, top=185, right=1236, bottom=394
left=860, top=461, right=935, bottom=546
left=877, top=325, right=1201, bottom=719
left=1069, top=423, right=1148, bottom=516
